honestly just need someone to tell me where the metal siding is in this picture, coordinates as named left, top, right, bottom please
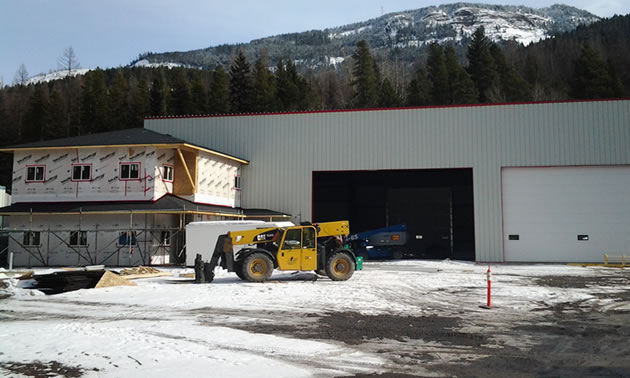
left=147, top=100, right=630, bottom=262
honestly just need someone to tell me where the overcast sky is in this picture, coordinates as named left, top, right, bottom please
left=1, top=0, right=628, bottom=85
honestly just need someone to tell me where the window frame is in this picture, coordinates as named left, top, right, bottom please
left=303, top=227, right=316, bottom=249
left=233, top=175, right=241, bottom=191
left=71, top=164, right=92, bottom=182
left=23, top=231, right=41, bottom=246
left=117, top=231, right=137, bottom=246
left=162, top=164, right=174, bottom=182
left=159, top=230, right=171, bottom=246
left=119, top=162, right=141, bottom=181
left=69, top=230, right=88, bottom=246
left=25, top=165, right=46, bottom=183
left=281, top=228, right=302, bottom=250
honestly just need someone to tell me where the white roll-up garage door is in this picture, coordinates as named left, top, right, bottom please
left=502, top=166, right=630, bottom=262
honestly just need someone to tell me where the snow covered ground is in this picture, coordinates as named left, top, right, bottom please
left=1, top=260, right=629, bottom=377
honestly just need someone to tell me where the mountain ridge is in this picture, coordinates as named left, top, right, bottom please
left=136, top=2, right=599, bottom=70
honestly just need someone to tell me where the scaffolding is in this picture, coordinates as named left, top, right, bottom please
left=0, top=200, right=291, bottom=267
left=0, top=226, right=185, bottom=267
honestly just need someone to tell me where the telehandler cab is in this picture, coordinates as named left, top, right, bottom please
left=200, top=220, right=358, bottom=282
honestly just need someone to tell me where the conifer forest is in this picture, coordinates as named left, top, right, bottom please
left=0, top=14, right=628, bottom=155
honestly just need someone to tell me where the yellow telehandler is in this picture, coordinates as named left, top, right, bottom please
left=198, top=221, right=358, bottom=282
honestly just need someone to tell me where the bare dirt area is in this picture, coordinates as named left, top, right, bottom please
left=211, top=271, right=630, bottom=377
left=221, top=306, right=630, bottom=377
left=0, top=361, right=87, bottom=377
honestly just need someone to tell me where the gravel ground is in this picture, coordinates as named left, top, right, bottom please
left=191, top=268, right=630, bottom=377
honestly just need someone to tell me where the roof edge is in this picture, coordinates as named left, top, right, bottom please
left=143, top=98, right=630, bottom=121
left=0, top=141, right=249, bottom=164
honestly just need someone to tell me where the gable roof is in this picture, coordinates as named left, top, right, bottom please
left=0, top=128, right=248, bottom=164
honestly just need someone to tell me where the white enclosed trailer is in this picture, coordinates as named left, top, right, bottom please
left=185, top=220, right=293, bottom=266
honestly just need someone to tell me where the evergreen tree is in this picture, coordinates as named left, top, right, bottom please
left=80, top=69, right=108, bottom=135
left=406, top=66, right=431, bottom=106
left=46, top=90, right=66, bottom=140
left=229, top=50, right=253, bottom=113
left=208, top=66, right=230, bottom=114
left=252, top=57, right=276, bottom=112
left=451, top=71, right=479, bottom=105
left=351, top=40, right=380, bottom=108
left=570, top=45, right=616, bottom=99
left=466, top=27, right=498, bottom=102
left=67, top=79, right=83, bottom=136
left=606, top=59, right=626, bottom=97
left=427, top=43, right=449, bottom=105
left=524, top=53, right=539, bottom=86
left=444, top=45, right=478, bottom=104
left=24, top=85, right=49, bottom=142
left=322, top=71, right=343, bottom=110
left=379, top=78, right=402, bottom=107
left=276, top=59, right=299, bottom=111
left=190, top=77, right=208, bottom=114
left=131, top=79, right=150, bottom=126
left=489, top=44, right=531, bottom=102
left=294, top=67, right=316, bottom=110
left=9, top=82, right=29, bottom=141
left=108, top=71, right=129, bottom=130
left=149, top=76, right=167, bottom=116
left=0, top=91, right=8, bottom=135
left=170, top=69, right=192, bottom=115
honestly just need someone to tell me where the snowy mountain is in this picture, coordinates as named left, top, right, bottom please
left=137, top=3, right=599, bottom=70
left=25, top=69, right=91, bottom=85
left=23, top=61, right=191, bottom=85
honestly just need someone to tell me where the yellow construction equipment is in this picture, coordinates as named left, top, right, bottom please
left=199, top=221, right=358, bottom=282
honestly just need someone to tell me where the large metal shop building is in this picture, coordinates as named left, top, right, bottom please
left=146, top=99, right=630, bottom=263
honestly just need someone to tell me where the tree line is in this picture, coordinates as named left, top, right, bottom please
left=0, top=15, right=628, bottom=151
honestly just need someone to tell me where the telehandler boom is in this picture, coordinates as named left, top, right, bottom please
left=200, top=220, right=358, bottom=282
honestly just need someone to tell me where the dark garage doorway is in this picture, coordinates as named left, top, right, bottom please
left=312, top=169, right=475, bottom=261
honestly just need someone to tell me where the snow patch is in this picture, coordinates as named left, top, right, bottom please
left=132, top=59, right=187, bottom=69
left=25, top=69, right=90, bottom=85
left=329, top=25, right=373, bottom=39
left=328, top=56, right=345, bottom=65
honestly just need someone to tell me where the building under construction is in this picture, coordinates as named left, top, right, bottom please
left=0, top=128, right=289, bottom=267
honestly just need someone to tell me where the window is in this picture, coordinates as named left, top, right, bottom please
left=120, top=163, right=140, bottom=180
left=162, top=165, right=173, bottom=182
left=282, top=228, right=302, bottom=250
left=118, top=231, right=137, bottom=246
left=234, top=175, right=241, bottom=190
left=26, top=166, right=45, bottom=182
left=23, top=231, right=41, bottom=246
left=160, top=231, right=171, bottom=246
left=72, top=164, right=92, bottom=181
left=70, top=231, right=88, bottom=246
left=303, top=227, right=315, bottom=249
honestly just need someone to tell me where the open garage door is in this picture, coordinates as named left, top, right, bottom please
left=502, top=166, right=630, bottom=262
left=312, top=169, right=475, bottom=260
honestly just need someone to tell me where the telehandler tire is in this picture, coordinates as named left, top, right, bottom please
left=242, top=253, right=273, bottom=282
left=326, top=252, right=355, bottom=281
left=234, top=261, right=245, bottom=280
